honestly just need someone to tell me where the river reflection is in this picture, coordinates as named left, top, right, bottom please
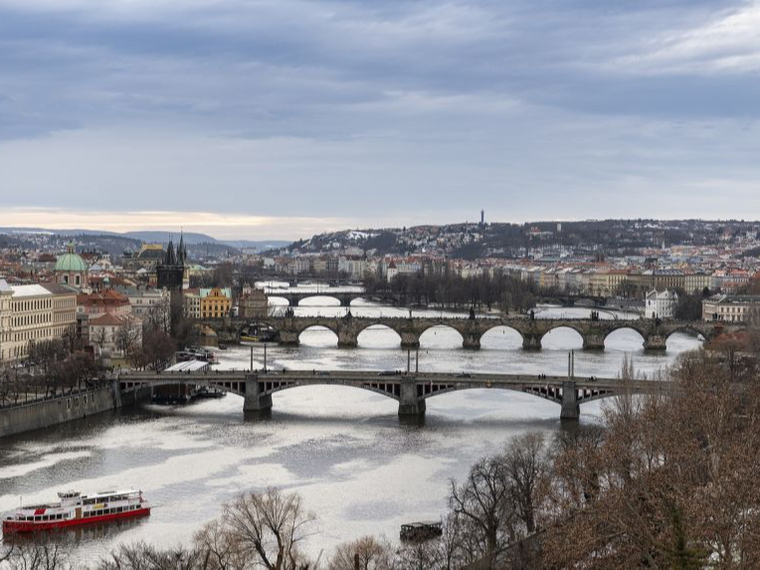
left=0, top=303, right=701, bottom=562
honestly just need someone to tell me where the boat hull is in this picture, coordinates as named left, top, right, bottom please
left=3, top=507, right=150, bottom=533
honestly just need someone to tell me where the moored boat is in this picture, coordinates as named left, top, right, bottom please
left=3, top=489, right=150, bottom=533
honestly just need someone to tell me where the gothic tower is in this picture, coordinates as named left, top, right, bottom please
left=157, top=237, right=185, bottom=336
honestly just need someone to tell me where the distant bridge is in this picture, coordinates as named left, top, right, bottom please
left=204, top=316, right=736, bottom=351
left=265, top=289, right=368, bottom=307
left=118, top=370, right=671, bottom=420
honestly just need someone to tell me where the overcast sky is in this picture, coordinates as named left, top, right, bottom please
left=1, top=0, right=759, bottom=240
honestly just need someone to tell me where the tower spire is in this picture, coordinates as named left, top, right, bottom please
left=178, top=231, right=186, bottom=265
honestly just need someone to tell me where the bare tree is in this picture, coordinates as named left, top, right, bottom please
left=223, top=488, right=316, bottom=570
left=502, top=432, right=550, bottom=535
left=97, top=541, right=205, bottom=570
left=1, top=541, right=71, bottom=570
left=116, top=320, right=142, bottom=358
left=329, top=535, right=392, bottom=570
left=194, top=518, right=247, bottom=570
left=448, top=455, right=515, bottom=568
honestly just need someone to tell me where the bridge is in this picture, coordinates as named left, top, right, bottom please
left=204, top=315, right=737, bottom=351
left=265, top=289, right=367, bottom=307
left=117, top=369, right=671, bottom=420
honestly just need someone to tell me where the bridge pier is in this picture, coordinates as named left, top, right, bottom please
left=243, top=375, right=272, bottom=415
left=644, top=334, right=667, bottom=351
left=560, top=381, right=579, bottom=420
left=278, top=331, right=300, bottom=346
left=582, top=334, right=605, bottom=351
left=462, top=333, right=481, bottom=350
left=400, top=332, right=420, bottom=349
left=337, top=330, right=358, bottom=348
left=522, top=333, right=542, bottom=351
left=398, top=379, right=425, bottom=418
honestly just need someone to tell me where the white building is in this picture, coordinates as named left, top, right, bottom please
left=702, top=294, right=760, bottom=323
left=645, top=289, right=679, bottom=319
left=0, top=280, right=77, bottom=362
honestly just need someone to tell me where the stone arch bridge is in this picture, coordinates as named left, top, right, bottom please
left=204, top=316, right=735, bottom=351
left=117, top=370, right=671, bottom=420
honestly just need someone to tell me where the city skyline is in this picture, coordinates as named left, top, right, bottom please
left=1, top=0, right=759, bottom=238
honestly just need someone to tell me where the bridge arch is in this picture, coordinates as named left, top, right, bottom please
left=664, top=325, right=707, bottom=341
left=266, top=295, right=290, bottom=307
left=296, top=295, right=342, bottom=307
left=259, top=380, right=401, bottom=401
left=297, top=325, right=339, bottom=347
left=603, top=326, right=647, bottom=350
left=479, top=325, right=525, bottom=350
left=540, top=325, right=585, bottom=350
left=120, top=378, right=247, bottom=398
left=419, top=324, right=465, bottom=349
left=356, top=324, right=402, bottom=348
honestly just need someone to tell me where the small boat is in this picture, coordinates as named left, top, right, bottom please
left=3, top=490, right=150, bottom=533
left=400, top=520, right=443, bottom=543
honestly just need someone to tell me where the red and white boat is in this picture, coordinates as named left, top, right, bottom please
left=3, top=489, right=150, bottom=533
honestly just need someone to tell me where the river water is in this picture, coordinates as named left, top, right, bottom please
left=0, top=297, right=700, bottom=564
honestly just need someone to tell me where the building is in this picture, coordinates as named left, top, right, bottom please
left=702, top=294, right=760, bottom=323
left=77, top=289, right=132, bottom=319
left=88, top=313, right=143, bottom=358
left=644, top=289, right=679, bottom=319
left=238, top=287, right=268, bottom=319
left=122, top=244, right=166, bottom=272
left=53, top=244, right=89, bottom=290
left=120, top=287, right=169, bottom=319
left=184, top=289, right=202, bottom=319
left=0, top=279, right=77, bottom=362
left=42, top=283, right=79, bottom=341
left=157, top=237, right=186, bottom=335
left=201, top=287, right=232, bottom=319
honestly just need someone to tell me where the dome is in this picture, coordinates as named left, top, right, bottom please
left=54, top=244, right=88, bottom=273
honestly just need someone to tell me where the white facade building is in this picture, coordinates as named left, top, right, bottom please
left=645, top=289, right=679, bottom=319
left=0, top=280, right=77, bottom=362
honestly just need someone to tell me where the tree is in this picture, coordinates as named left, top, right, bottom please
left=116, top=320, right=142, bottom=357
left=0, top=540, right=71, bottom=570
left=222, top=488, right=316, bottom=570
left=97, top=541, right=204, bottom=570
left=145, top=295, right=171, bottom=334
left=194, top=518, right=248, bottom=570
left=329, top=536, right=392, bottom=570
left=139, top=328, right=176, bottom=370
left=502, top=432, right=550, bottom=535
left=448, top=455, right=515, bottom=567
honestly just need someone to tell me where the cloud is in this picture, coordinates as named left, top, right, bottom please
left=611, top=2, right=760, bottom=74
left=0, top=0, right=758, bottom=231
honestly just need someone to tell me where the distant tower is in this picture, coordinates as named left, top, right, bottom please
left=157, top=234, right=186, bottom=336
left=480, top=210, right=485, bottom=225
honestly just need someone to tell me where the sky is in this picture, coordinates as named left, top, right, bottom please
left=0, top=0, right=759, bottom=240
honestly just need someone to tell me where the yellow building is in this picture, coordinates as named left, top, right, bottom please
left=201, top=288, right=232, bottom=319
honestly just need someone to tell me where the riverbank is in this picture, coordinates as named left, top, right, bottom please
left=0, top=383, right=151, bottom=439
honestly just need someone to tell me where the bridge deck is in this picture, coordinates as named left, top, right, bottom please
left=118, top=370, right=664, bottom=392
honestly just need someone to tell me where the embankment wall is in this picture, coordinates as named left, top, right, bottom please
left=0, top=384, right=151, bottom=439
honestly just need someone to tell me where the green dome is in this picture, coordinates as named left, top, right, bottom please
left=54, top=245, right=88, bottom=273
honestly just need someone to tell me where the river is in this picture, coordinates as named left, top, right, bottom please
left=0, top=299, right=700, bottom=564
